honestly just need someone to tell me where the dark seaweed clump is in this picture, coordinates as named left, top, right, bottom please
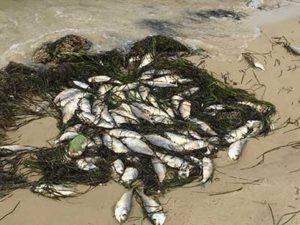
left=192, top=9, right=246, bottom=21
left=0, top=34, right=275, bottom=198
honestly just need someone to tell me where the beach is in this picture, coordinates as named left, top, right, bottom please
left=1, top=1, right=300, bottom=224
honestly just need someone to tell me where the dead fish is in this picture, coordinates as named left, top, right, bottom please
left=151, top=115, right=173, bottom=124
left=164, top=132, right=194, bottom=145
left=224, top=124, right=249, bottom=143
left=115, top=190, right=133, bottom=224
left=178, top=161, right=193, bottom=179
left=179, top=100, right=191, bottom=119
left=76, top=158, right=98, bottom=171
left=181, top=140, right=209, bottom=151
left=142, top=69, right=172, bottom=75
left=204, top=104, right=226, bottom=115
left=184, top=130, right=202, bottom=140
left=147, top=94, right=159, bottom=108
left=77, top=112, right=99, bottom=125
left=109, top=129, right=142, bottom=139
left=92, top=99, right=104, bottom=116
left=144, top=134, right=182, bottom=152
left=179, top=87, right=199, bottom=97
left=78, top=98, right=91, bottom=113
left=0, top=145, right=35, bottom=155
left=138, top=86, right=150, bottom=100
left=132, top=103, right=170, bottom=118
left=228, top=139, right=248, bottom=160
left=143, top=80, right=178, bottom=88
left=103, top=134, right=113, bottom=149
left=88, top=75, right=111, bottom=83
left=237, top=101, right=265, bottom=113
left=137, top=190, right=166, bottom=225
left=33, top=183, right=77, bottom=198
left=151, top=158, right=167, bottom=183
left=54, top=131, right=79, bottom=144
left=156, top=152, right=186, bottom=169
left=139, top=53, right=152, bottom=68
left=59, top=91, right=91, bottom=108
left=190, top=118, right=217, bottom=136
left=111, top=113, right=130, bottom=125
left=139, top=73, right=153, bottom=81
left=130, top=105, right=153, bottom=123
left=112, top=159, right=125, bottom=175
left=111, top=137, right=130, bottom=154
left=98, top=84, right=113, bottom=96
left=121, top=167, right=139, bottom=185
left=171, top=95, right=183, bottom=111
left=35, top=101, right=50, bottom=113
left=246, top=120, right=263, bottom=137
left=114, top=82, right=139, bottom=92
left=96, top=120, right=115, bottom=128
left=122, top=138, right=155, bottom=156
left=110, top=109, right=139, bottom=122
left=100, top=105, right=114, bottom=124
left=73, top=80, right=90, bottom=90
left=112, top=91, right=127, bottom=102
left=54, top=88, right=81, bottom=105
left=200, top=157, right=213, bottom=184
left=62, top=98, right=79, bottom=123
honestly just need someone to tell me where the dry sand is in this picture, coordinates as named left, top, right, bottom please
left=1, top=8, right=300, bottom=225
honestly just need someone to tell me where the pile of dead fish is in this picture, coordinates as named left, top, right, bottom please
left=0, top=35, right=274, bottom=225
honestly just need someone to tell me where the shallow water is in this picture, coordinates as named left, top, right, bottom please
left=0, top=0, right=299, bottom=66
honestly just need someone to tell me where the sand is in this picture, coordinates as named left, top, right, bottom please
left=1, top=5, right=300, bottom=225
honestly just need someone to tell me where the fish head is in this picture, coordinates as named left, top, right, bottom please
left=228, top=151, right=239, bottom=160
left=115, top=207, right=128, bottom=223
left=151, top=212, right=166, bottom=225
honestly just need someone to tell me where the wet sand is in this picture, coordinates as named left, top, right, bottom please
left=1, top=3, right=300, bottom=225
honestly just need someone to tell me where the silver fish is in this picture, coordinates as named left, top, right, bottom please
left=137, top=190, right=166, bottom=225
left=92, top=99, right=104, bottom=116
left=139, top=53, right=152, bottom=68
left=96, top=120, right=115, bottom=128
left=88, top=75, right=111, bottom=83
left=78, top=98, right=91, bottom=113
left=76, top=158, right=98, bottom=171
left=171, top=95, right=183, bottom=111
left=60, top=91, right=91, bottom=108
left=54, top=131, right=79, bottom=144
left=190, top=118, right=217, bottom=136
left=114, top=82, right=139, bottom=91
left=201, top=157, right=213, bottom=184
left=155, top=152, right=186, bottom=169
left=237, top=101, right=265, bottom=113
left=228, top=139, right=248, bottom=160
left=98, top=84, right=113, bottom=96
left=77, top=112, right=99, bottom=125
left=54, top=88, right=81, bottom=105
left=111, top=137, right=130, bottom=154
left=100, top=105, right=114, bottom=124
left=62, top=97, right=81, bottom=123
left=151, top=158, right=167, bottom=183
left=179, top=87, right=199, bottom=97
left=164, top=132, right=194, bottom=145
left=121, top=167, right=139, bottom=185
left=224, top=124, right=249, bottom=143
left=122, top=138, right=155, bottom=156
left=0, top=145, right=35, bottom=155
left=112, top=159, right=125, bottom=175
left=73, top=80, right=90, bottom=90
left=33, top=183, right=77, bottom=198
left=115, top=189, right=133, bottom=224
left=102, top=134, right=113, bottom=149
left=181, top=140, right=209, bottom=151
left=109, top=129, right=142, bottom=139
left=179, top=101, right=191, bottom=119
left=144, top=134, right=182, bottom=152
